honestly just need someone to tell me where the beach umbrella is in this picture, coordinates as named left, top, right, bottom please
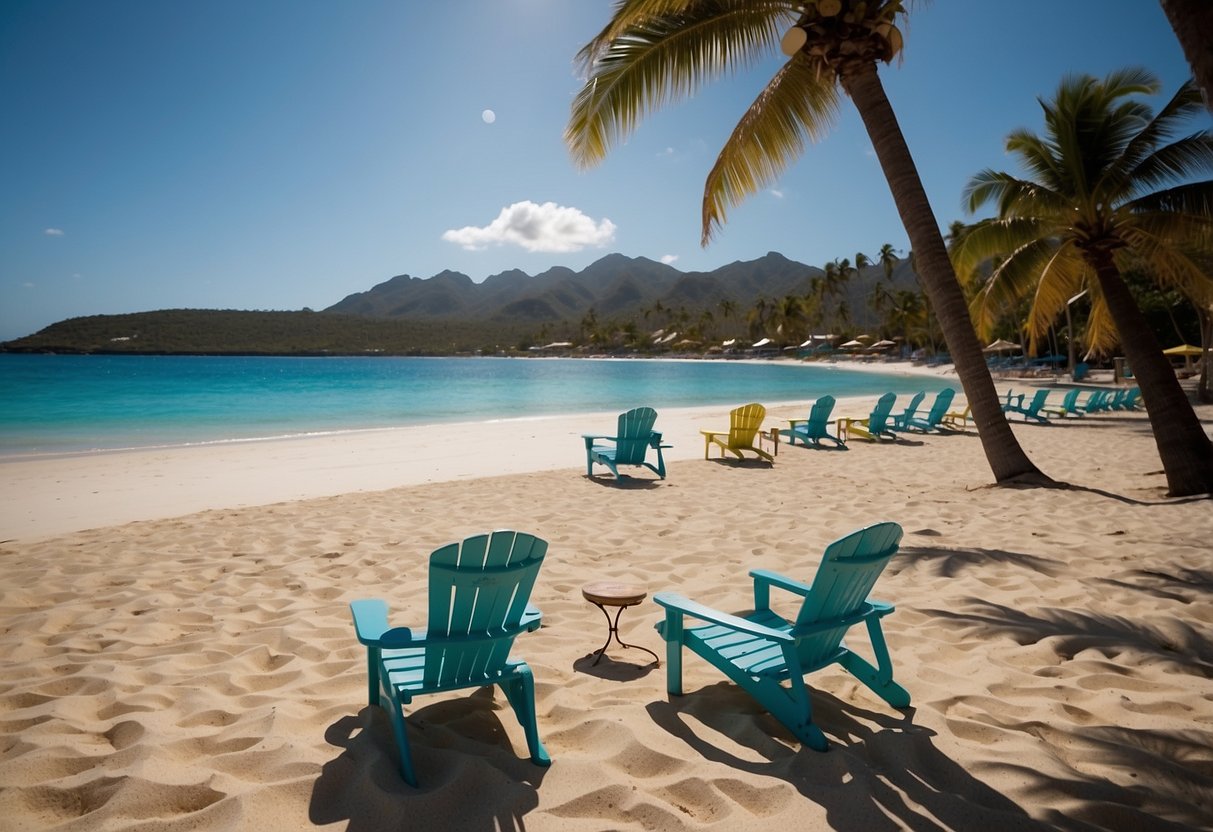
left=983, top=338, right=1022, bottom=353
left=1162, top=344, right=1203, bottom=357
left=840, top=339, right=865, bottom=349
left=751, top=337, right=772, bottom=348
left=871, top=339, right=897, bottom=349
left=1163, top=343, right=1204, bottom=372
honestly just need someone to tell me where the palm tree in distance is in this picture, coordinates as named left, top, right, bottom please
left=565, top=0, right=1047, bottom=485
left=954, top=70, right=1213, bottom=496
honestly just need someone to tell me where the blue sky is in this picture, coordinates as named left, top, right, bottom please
left=0, top=0, right=1199, bottom=341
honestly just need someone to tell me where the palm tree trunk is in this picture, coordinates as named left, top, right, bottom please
left=1091, top=254, right=1213, bottom=496
left=1159, top=0, right=1213, bottom=111
left=840, top=62, right=1050, bottom=485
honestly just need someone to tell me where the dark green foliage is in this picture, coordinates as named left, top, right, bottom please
left=1, top=310, right=534, bottom=356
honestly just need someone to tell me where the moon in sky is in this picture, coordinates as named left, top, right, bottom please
left=481, top=109, right=496, bottom=124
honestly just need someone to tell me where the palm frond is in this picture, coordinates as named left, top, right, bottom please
left=1024, top=243, right=1088, bottom=345
left=1115, top=79, right=1203, bottom=176
left=951, top=215, right=1057, bottom=276
left=701, top=54, right=839, bottom=243
left=566, top=2, right=793, bottom=168
left=1123, top=133, right=1213, bottom=198
left=1117, top=222, right=1213, bottom=298
left=1126, top=180, right=1213, bottom=222
left=1003, top=130, right=1065, bottom=193
left=1082, top=291, right=1121, bottom=356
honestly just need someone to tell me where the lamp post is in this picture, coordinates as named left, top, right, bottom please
left=1065, top=289, right=1088, bottom=382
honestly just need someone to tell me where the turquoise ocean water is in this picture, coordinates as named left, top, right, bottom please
left=0, top=354, right=951, bottom=457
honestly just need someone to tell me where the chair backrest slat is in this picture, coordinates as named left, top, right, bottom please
left=614, top=407, right=658, bottom=464
left=730, top=403, right=766, bottom=447
left=423, top=531, right=547, bottom=687
left=867, top=393, right=897, bottom=433
left=806, top=396, right=835, bottom=438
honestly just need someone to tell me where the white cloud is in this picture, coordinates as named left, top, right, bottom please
left=769, top=188, right=784, bottom=199
left=481, top=109, right=496, bottom=124
left=44, top=228, right=64, bottom=236
left=22, top=282, right=35, bottom=288
left=442, top=201, right=616, bottom=253
left=660, top=254, right=679, bottom=265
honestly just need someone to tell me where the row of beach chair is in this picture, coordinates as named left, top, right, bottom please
left=582, top=385, right=1145, bottom=480
left=1002, top=386, right=1143, bottom=422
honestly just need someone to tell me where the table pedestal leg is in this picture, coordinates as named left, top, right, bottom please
left=590, top=602, right=660, bottom=666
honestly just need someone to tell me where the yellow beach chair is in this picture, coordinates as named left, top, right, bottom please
left=701, top=403, right=775, bottom=462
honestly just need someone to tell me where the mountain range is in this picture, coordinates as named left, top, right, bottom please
left=2, top=251, right=923, bottom=355
left=324, top=251, right=920, bottom=328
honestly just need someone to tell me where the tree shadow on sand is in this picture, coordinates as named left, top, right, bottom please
left=899, top=544, right=1067, bottom=579
left=916, top=599, right=1213, bottom=828
left=310, top=689, right=547, bottom=832
left=927, top=599, right=1213, bottom=676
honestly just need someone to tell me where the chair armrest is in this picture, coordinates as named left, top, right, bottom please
left=350, top=598, right=392, bottom=644
left=653, top=592, right=793, bottom=643
left=750, top=569, right=812, bottom=598
left=787, top=419, right=807, bottom=429
left=649, top=431, right=671, bottom=449
left=521, top=603, right=543, bottom=632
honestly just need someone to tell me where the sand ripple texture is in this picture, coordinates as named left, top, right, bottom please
left=1, top=406, right=1212, bottom=830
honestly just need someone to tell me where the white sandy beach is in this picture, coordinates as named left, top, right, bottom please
left=1, top=372, right=1211, bottom=830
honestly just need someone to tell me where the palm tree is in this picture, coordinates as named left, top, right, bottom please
left=877, top=242, right=899, bottom=282
left=565, top=0, right=1045, bottom=485
left=771, top=294, right=808, bottom=343
left=954, top=70, right=1213, bottom=496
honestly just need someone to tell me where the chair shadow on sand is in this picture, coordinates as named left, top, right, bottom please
left=645, top=688, right=1041, bottom=831
left=310, top=689, right=547, bottom=832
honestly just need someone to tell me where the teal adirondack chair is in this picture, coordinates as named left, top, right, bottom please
left=350, top=530, right=551, bottom=786
left=1118, top=387, right=1143, bottom=410
left=1079, top=390, right=1110, bottom=414
left=583, top=406, right=670, bottom=479
left=1042, top=387, right=1082, bottom=419
left=782, top=395, right=844, bottom=448
left=891, top=391, right=926, bottom=430
left=1004, top=388, right=1050, bottom=422
left=653, top=522, right=908, bottom=751
left=1103, top=389, right=1130, bottom=410
left=838, top=392, right=897, bottom=442
left=903, top=388, right=956, bottom=432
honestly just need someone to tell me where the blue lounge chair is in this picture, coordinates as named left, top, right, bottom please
left=1079, top=390, right=1110, bottom=414
left=1103, top=389, right=1130, bottom=411
left=1042, top=388, right=1082, bottom=419
left=782, top=395, right=844, bottom=448
left=1004, top=388, right=1050, bottom=422
left=891, top=391, right=926, bottom=430
left=350, top=530, right=550, bottom=786
left=1118, top=387, right=1143, bottom=410
left=903, top=388, right=956, bottom=432
left=838, top=393, right=897, bottom=442
left=583, top=406, right=670, bottom=479
left=653, top=522, right=909, bottom=751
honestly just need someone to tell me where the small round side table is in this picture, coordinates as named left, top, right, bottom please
left=581, top=581, right=660, bottom=667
